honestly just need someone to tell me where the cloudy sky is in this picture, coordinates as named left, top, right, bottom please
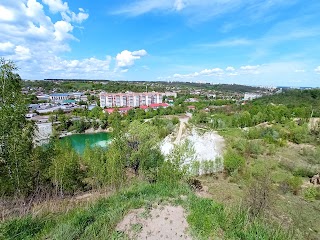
left=1, top=0, right=320, bottom=87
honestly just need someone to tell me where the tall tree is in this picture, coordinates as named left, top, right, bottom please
left=0, top=59, right=34, bottom=196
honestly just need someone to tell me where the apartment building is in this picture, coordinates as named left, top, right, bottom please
left=100, top=92, right=164, bottom=108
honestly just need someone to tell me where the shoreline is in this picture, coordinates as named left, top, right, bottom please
left=59, top=127, right=112, bottom=138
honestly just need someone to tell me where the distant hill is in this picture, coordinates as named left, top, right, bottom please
left=253, top=89, right=320, bottom=108
left=211, top=84, right=263, bottom=93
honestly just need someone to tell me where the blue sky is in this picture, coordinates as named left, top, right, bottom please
left=1, top=0, right=320, bottom=87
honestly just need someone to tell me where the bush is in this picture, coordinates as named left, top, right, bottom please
left=303, top=187, right=318, bottom=201
left=172, top=117, right=179, bottom=125
left=287, top=176, right=303, bottom=195
left=293, top=167, right=314, bottom=178
left=224, top=149, right=245, bottom=174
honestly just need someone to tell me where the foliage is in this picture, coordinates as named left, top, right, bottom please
left=82, top=144, right=108, bottom=189
left=303, top=187, right=320, bottom=201
left=0, top=59, right=35, bottom=197
left=0, top=181, right=291, bottom=240
left=157, top=140, right=195, bottom=184
left=287, top=176, right=303, bottom=195
left=49, top=142, right=83, bottom=196
left=187, top=195, right=290, bottom=240
left=223, top=148, right=245, bottom=174
left=244, top=161, right=274, bottom=218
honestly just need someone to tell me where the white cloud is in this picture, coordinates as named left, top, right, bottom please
left=240, top=65, right=259, bottom=70
left=116, top=49, right=148, bottom=70
left=165, top=65, right=264, bottom=80
left=0, top=0, right=93, bottom=79
left=0, top=5, right=15, bottom=21
left=54, top=20, right=74, bottom=41
left=42, top=0, right=89, bottom=23
left=170, top=67, right=224, bottom=79
left=240, top=65, right=260, bottom=74
left=201, top=38, right=252, bottom=48
left=14, top=45, right=31, bottom=60
left=294, top=69, right=305, bottom=73
left=42, top=0, right=68, bottom=13
left=46, top=56, right=112, bottom=74
left=70, top=11, right=89, bottom=23
left=226, top=66, right=235, bottom=71
left=0, top=42, right=14, bottom=52
left=113, top=0, right=292, bottom=24
left=315, top=66, right=320, bottom=74
left=174, top=0, right=186, bottom=11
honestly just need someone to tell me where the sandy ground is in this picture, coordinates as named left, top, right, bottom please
left=116, top=205, right=192, bottom=240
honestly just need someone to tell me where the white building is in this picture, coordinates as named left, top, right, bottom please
left=49, top=93, right=69, bottom=102
left=243, top=93, right=262, bottom=101
left=100, top=92, right=164, bottom=108
left=164, top=92, right=177, bottom=98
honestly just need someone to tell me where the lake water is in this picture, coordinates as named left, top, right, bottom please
left=61, top=132, right=111, bottom=154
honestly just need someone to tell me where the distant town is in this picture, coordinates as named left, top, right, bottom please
left=24, top=79, right=283, bottom=121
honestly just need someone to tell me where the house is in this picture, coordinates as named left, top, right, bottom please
left=49, top=93, right=69, bottom=102
left=243, top=93, right=262, bottom=101
left=187, top=106, right=196, bottom=111
left=164, top=92, right=177, bottom=98
left=139, top=105, right=149, bottom=111
left=149, top=103, right=169, bottom=109
left=36, top=94, right=50, bottom=101
left=104, top=108, right=116, bottom=114
left=119, top=107, right=132, bottom=114
left=104, top=107, right=132, bottom=115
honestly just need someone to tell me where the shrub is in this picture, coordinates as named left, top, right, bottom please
left=293, top=167, right=314, bottom=178
left=287, top=176, right=303, bottom=195
left=190, top=160, right=200, bottom=176
left=247, top=140, right=264, bottom=157
left=172, top=117, right=179, bottom=125
left=224, top=149, right=245, bottom=174
left=244, top=162, right=274, bottom=218
left=303, top=187, right=318, bottom=201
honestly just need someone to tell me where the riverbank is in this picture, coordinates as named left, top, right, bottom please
left=59, top=127, right=112, bottom=138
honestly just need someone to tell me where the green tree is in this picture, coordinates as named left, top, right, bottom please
left=83, top=143, right=107, bottom=189
left=223, top=149, right=245, bottom=174
left=126, top=121, right=163, bottom=175
left=0, top=59, right=35, bottom=196
left=49, top=142, right=83, bottom=196
left=89, top=106, right=103, bottom=119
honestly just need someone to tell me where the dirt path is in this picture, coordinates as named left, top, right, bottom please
left=174, top=116, right=189, bottom=144
left=116, top=205, right=192, bottom=240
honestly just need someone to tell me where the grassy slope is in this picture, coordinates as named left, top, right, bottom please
left=206, top=127, right=320, bottom=240
left=0, top=181, right=290, bottom=240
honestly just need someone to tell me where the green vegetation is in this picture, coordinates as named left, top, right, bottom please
left=0, top=181, right=291, bottom=240
left=0, top=59, right=35, bottom=196
left=2, top=60, right=320, bottom=239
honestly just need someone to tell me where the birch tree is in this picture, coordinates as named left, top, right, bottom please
left=0, top=59, right=34, bottom=196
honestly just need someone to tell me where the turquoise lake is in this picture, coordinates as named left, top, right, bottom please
left=61, top=132, right=111, bottom=154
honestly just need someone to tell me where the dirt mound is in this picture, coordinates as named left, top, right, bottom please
left=116, top=205, right=191, bottom=239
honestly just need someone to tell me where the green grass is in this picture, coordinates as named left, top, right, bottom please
left=0, top=182, right=190, bottom=240
left=187, top=196, right=291, bottom=240
left=0, top=181, right=292, bottom=240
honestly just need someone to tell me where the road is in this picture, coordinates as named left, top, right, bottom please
left=174, top=116, right=190, bottom=144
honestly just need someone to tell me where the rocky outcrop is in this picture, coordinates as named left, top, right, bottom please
left=310, top=173, right=320, bottom=185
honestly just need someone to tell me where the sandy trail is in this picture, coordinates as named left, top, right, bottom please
left=116, top=205, right=192, bottom=240
left=174, top=116, right=189, bottom=144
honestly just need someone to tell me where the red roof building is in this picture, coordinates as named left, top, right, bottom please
left=104, top=108, right=115, bottom=114
left=119, top=107, right=132, bottom=114
left=149, top=103, right=169, bottom=109
left=139, top=105, right=149, bottom=110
